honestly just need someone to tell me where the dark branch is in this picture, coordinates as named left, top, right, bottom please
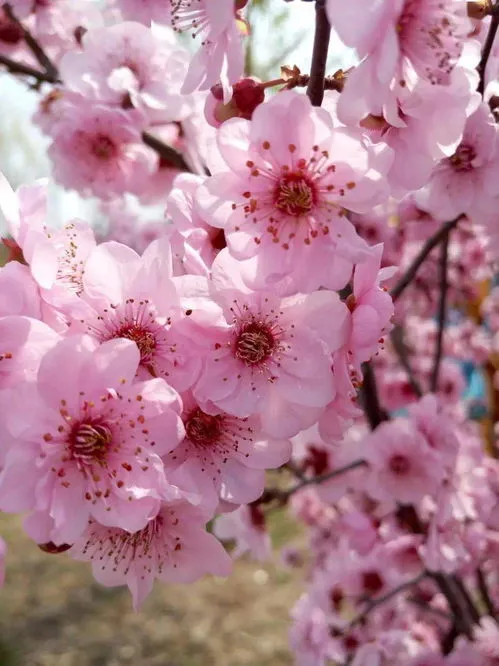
left=430, top=230, right=450, bottom=392
left=347, top=573, right=426, bottom=630
left=390, top=217, right=461, bottom=302
left=477, top=567, right=497, bottom=620
left=430, top=572, right=475, bottom=642
left=306, top=0, right=331, bottom=106
left=0, top=52, right=59, bottom=84
left=359, top=361, right=388, bottom=430
left=141, top=131, right=192, bottom=173
left=478, top=8, right=499, bottom=95
left=3, top=3, right=61, bottom=82
left=256, top=459, right=367, bottom=506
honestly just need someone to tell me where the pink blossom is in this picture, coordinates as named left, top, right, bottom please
left=346, top=243, right=395, bottom=372
left=164, top=391, right=291, bottom=510
left=0, top=172, right=97, bottom=323
left=47, top=103, right=155, bottom=199
left=167, top=173, right=226, bottom=277
left=112, top=0, right=172, bottom=25
left=329, top=0, right=474, bottom=124
left=196, top=91, right=392, bottom=293
left=189, top=254, right=350, bottom=437
left=365, top=419, right=444, bottom=504
left=0, top=262, right=42, bottom=319
left=69, top=239, right=201, bottom=393
left=415, top=103, right=499, bottom=222
left=0, top=315, right=59, bottom=390
left=60, top=22, right=192, bottom=121
left=0, top=335, right=184, bottom=545
left=473, top=616, right=499, bottom=663
left=407, top=394, right=460, bottom=469
left=213, top=504, right=271, bottom=561
left=172, top=0, right=245, bottom=100
left=70, top=500, right=232, bottom=608
left=360, top=77, right=478, bottom=196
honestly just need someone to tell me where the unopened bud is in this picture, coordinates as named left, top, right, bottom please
left=467, top=0, right=492, bottom=19
left=205, top=78, right=265, bottom=128
left=1, top=237, right=25, bottom=265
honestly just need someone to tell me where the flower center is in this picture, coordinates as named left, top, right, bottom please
left=185, top=409, right=223, bottom=446
left=114, top=323, right=157, bottom=364
left=70, top=422, right=112, bottom=463
left=362, top=570, right=384, bottom=595
left=389, top=454, right=411, bottom=475
left=92, top=134, right=117, bottom=160
left=449, top=144, right=476, bottom=172
left=274, top=172, right=316, bottom=217
left=235, top=322, right=275, bottom=366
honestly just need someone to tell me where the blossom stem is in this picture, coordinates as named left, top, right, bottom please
left=360, top=361, right=388, bottom=430
left=306, top=0, right=331, bottom=106
left=3, top=3, right=60, bottom=83
left=478, top=6, right=499, bottom=94
left=430, top=230, right=451, bottom=392
left=347, top=572, right=427, bottom=629
left=390, top=217, right=461, bottom=302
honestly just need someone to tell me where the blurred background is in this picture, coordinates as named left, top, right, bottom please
left=0, top=2, right=351, bottom=664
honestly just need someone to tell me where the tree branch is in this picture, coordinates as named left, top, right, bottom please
left=359, top=361, right=388, bottom=430
left=477, top=567, right=497, bottom=620
left=390, top=325, right=423, bottom=398
left=430, top=572, right=475, bottom=641
left=306, top=0, right=331, bottom=106
left=141, top=131, right=193, bottom=172
left=390, top=217, right=461, bottom=302
left=255, top=459, right=367, bottom=507
left=430, top=230, right=450, bottom=392
left=3, top=3, right=61, bottom=82
left=0, top=52, right=58, bottom=84
left=347, top=572, right=426, bottom=629
left=478, top=8, right=499, bottom=95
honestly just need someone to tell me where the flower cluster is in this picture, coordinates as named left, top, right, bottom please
left=1, top=0, right=499, bottom=664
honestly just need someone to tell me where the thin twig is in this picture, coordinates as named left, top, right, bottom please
left=359, top=361, right=388, bottom=430
left=3, top=3, right=61, bottom=82
left=390, top=217, right=461, bottom=302
left=477, top=567, right=497, bottom=620
left=430, top=231, right=450, bottom=392
left=390, top=325, right=423, bottom=397
left=347, top=572, right=426, bottom=629
left=256, top=459, right=367, bottom=507
left=0, top=52, right=58, bottom=83
left=284, top=459, right=367, bottom=499
left=306, top=0, right=331, bottom=106
left=478, top=7, right=499, bottom=95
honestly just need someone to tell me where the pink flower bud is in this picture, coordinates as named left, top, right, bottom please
left=205, top=77, right=265, bottom=127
